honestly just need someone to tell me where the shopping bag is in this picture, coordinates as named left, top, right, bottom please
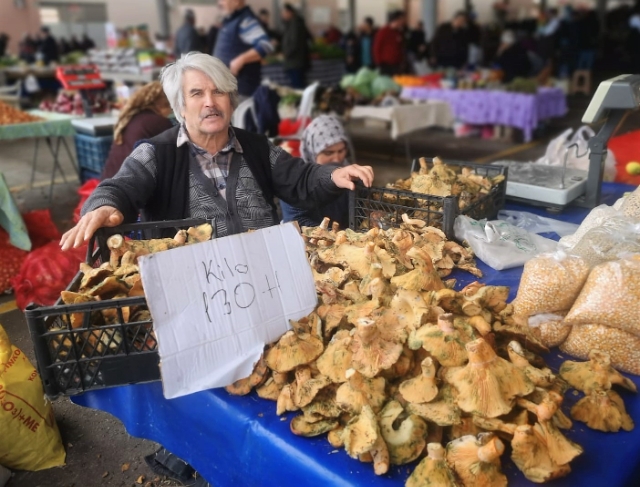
left=454, top=215, right=558, bottom=270
left=535, top=126, right=617, bottom=181
left=0, top=324, right=66, bottom=471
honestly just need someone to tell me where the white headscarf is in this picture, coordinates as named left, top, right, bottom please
left=300, top=115, right=349, bottom=165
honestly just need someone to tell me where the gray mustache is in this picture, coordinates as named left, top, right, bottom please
left=200, top=109, right=223, bottom=120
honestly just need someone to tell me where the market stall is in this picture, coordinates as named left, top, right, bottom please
left=349, top=101, right=454, bottom=141
left=68, top=182, right=640, bottom=487
left=400, top=87, right=567, bottom=143
left=0, top=108, right=77, bottom=200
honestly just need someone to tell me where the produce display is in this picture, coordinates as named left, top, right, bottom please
left=225, top=216, right=637, bottom=485
left=0, top=100, right=43, bottom=125
left=39, top=90, right=112, bottom=115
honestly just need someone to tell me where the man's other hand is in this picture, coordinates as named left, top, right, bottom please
left=331, top=164, right=374, bottom=191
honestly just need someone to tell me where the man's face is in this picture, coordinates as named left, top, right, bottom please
left=218, top=0, right=241, bottom=15
left=282, top=9, right=292, bottom=21
left=181, top=69, right=233, bottom=139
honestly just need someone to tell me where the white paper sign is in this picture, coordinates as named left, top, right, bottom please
left=138, top=223, right=317, bottom=399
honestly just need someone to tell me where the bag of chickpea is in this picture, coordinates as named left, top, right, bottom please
left=564, top=255, right=640, bottom=336
left=512, top=252, right=590, bottom=318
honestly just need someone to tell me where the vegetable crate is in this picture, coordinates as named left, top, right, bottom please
left=74, top=133, right=113, bottom=174
left=349, top=158, right=508, bottom=239
left=25, top=218, right=208, bottom=398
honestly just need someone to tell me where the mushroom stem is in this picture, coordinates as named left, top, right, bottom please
left=320, top=217, right=330, bottom=230
left=437, top=313, right=455, bottom=333
left=427, top=443, right=445, bottom=461
left=477, top=436, right=504, bottom=463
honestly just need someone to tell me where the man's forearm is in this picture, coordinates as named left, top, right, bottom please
left=236, top=48, right=262, bottom=65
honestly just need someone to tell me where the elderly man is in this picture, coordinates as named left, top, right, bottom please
left=60, top=52, right=373, bottom=250
left=214, top=0, right=273, bottom=97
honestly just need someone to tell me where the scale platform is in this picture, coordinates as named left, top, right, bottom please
left=492, top=161, right=588, bottom=208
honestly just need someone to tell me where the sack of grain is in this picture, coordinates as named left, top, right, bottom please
left=512, top=252, right=590, bottom=318
left=564, top=255, right=640, bottom=336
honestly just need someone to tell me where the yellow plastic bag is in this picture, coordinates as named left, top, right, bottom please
left=0, top=323, right=65, bottom=470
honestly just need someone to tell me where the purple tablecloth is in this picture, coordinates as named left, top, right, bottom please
left=400, top=87, right=568, bottom=142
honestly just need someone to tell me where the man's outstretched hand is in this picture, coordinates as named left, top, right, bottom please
left=60, top=206, right=124, bottom=250
left=331, top=164, right=374, bottom=191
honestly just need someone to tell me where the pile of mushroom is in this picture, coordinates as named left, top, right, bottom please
left=224, top=216, right=612, bottom=485
left=386, top=157, right=505, bottom=211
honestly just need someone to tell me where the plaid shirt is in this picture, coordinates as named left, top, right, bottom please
left=176, top=124, right=242, bottom=200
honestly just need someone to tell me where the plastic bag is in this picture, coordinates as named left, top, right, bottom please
left=497, top=210, right=579, bottom=237
left=0, top=324, right=66, bottom=470
left=564, top=255, right=640, bottom=336
left=22, top=209, right=61, bottom=249
left=0, top=230, right=28, bottom=293
left=560, top=324, right=640, bottom=375
left=527, top=312, right=571, bottom=348
left=568, top=219, right=640, bottom=267
left=620, top=185, right=640, bottom=219
left=558, top=204, right=622, bottom=250
left=511, top=251, right=590, bottom=318
left=535, top=126, right=617, bottom=182
left=11, top=242, right=87, bottom=311
left=454, top=215, right=557, bottom=270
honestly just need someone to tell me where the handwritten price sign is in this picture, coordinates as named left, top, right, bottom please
left=139, top=223, right=317, bottom=399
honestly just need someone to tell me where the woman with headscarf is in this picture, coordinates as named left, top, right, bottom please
left=280, top=115, right=352, bottom=228
left=101, top=81, right=173, bottom=179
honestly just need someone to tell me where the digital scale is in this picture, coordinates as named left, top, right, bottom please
left=55, top=64, right=106, bottom=118
left=493, top=74, right=640, bottom=210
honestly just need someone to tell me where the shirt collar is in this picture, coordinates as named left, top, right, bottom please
left=176, top=124, right=243, bottom=155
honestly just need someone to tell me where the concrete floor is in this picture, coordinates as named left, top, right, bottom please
left=1, top=92, right=637, bottom=487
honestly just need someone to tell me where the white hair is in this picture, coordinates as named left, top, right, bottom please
left=160, top=52, right=239, bottom=124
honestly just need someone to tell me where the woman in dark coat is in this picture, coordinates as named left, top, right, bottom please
left=102, top=81, right=173, bottom=180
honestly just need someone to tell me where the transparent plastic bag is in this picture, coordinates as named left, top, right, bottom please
left=454, top=215, right=557, bottom=270
left=568, top=219, right=640, bottom=268
left=558, top=204, right=622, bottom=250
left=498, top=210, right=579, bottom=237
left=564, top=255, right=640, bottom=336
left=527, top=312, right=571, bottom=348
left=511, top=251, right=590, bottom=318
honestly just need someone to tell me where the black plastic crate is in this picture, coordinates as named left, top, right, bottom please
left=74, top=133, right=113, bottom=173
left=349, top=158, right=508, bottom=239
left=26, top=218, right=208, bottom=398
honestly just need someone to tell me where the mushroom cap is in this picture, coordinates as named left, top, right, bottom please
left=290, top=415, right=339, bottom=437
left=571, top=389, right=634, bottom=433
left=511, top=424, right=572, bottom=483
left=446, top=434, right=507, bottom=487
left=265, top=330, right=324, bottom=373
left=316, top=329, right=353, bottom=383
left=378, top=400, right=428, bottom=465
left=336, top=370, right=386, bottom=414
left=407, top=384, right=461, bottom=427
left=225, top=353, right=268, bottom=395
left=444, top=338, right=535, bottom=418
left=341, top=405, right=380, bottom=458
left=350, top=318, right=404, bottom=378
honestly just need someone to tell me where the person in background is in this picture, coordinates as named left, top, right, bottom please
left=430, top=11, right=470, bottom=68
left=281, top=3, right=312, bottom=89
left=18, top=34, right=36, bottom=63
left=358, top=17, right=376, bottom=69
left=466, top=11, right=483, bottom=67
left=494, top=30, right=531, bottom=83
left=174, top=9, right=202, bottom=58
left=59, top=37, right=71, bottom=55
left=206, top=21, right=219, bottom=56
left=39, top=27, right=59, bottom=64
left=214, top=0, right=273, bottom=98
left=81, top=33, right=96, bottom=51
left=407, top=20, right=428, bottom=66
left=343, top=29, right=361, bottom=73
left=258, top=8, right=281, bottom=50
left=373, top=10, right=406, bottom=75
left=101, top=81, right=174, bottom=180
left=280, top=115, right=352, bottom=229
left=0, top=33, right=9, bottom=58
left=575, top=7, right=598, bottom=72
left=69, top=35, right=82, bottom=52
left=323, top=24, right=343, bottom=45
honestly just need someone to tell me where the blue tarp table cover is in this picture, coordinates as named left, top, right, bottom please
left=73, top=183, right=640, bottom=487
